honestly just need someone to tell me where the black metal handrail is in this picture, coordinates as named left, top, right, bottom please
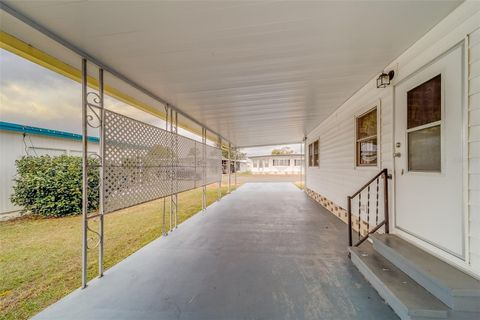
left=348, top=169, right=389, bottom=247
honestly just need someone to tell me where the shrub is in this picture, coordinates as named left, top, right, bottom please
left=10, top=155, right=99, bottom=217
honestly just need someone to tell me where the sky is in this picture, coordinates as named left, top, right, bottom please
left=0, top=48, right=301, bottom=157
left=0, top=48, right=200, bottom=141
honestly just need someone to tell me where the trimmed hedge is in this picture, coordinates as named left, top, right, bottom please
left=10, top=155, right=99, bottom=217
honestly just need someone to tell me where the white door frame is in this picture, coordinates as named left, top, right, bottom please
left=391, top=40, right=472, bottom=275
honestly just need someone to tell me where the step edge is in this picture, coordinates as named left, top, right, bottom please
left=371, top=235, right=480, bottom=298
left=349, top=247, right=448, bottom=319
left=371, top=236, right=455, bottom=299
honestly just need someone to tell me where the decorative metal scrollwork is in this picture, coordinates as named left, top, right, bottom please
left=87, top=153, right=102, bottom=168
left=86, top=224, right=101, bottom=250
left=86, top=92, right=102, bottom=128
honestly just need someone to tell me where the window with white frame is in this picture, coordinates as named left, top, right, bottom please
left=273, top=159, right=290, bottom=166
left=308, top=140, right=319, bottom=167
left=356, top=107, right=378, bottom=167
left=294, top=159, right=302, bottom=166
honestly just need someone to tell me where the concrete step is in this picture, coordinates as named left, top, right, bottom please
left=350, top=244, right=449, bottom=320
left=371, top=234, right=480, bottom=312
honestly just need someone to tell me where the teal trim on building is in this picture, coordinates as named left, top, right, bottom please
left=0, top=121, right=99, bottom=143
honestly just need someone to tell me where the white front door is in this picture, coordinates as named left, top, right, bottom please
left=394, top=45, right=464, bottom=259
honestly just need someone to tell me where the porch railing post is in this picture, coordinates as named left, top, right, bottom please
left=383, top=169, right=389, bottom=234
left=347, top=196, right=352, bottom=247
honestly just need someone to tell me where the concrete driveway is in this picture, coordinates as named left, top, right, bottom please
left=34, top=183, right=397, bottom=320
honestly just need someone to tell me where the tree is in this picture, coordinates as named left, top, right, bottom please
left=271, top=147, right=294, bottom=155
left=221, top=148, right=246, bottom=160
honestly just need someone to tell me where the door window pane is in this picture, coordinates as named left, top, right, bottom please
left=408, top=125, right=441, bottom=172
left=407, top=75, right=441, bottom=129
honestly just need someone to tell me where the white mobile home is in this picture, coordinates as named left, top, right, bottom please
left=305, top=4, right=480, bottom=283
left=249, top=154, right=303, bottom=175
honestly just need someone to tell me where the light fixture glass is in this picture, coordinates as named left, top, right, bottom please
left=376, top=70, right=394, bottom=88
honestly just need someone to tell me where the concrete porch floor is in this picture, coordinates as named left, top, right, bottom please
left=33, top=183, right=398, bottom=320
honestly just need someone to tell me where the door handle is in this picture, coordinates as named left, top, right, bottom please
left=393, top=152, right=401, bottom=158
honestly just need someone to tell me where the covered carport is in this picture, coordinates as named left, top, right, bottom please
left=0, top=1, right=465, bottom=319
left=33, top=183, right=397, bottom=320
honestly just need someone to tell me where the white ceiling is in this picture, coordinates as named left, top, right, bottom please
left=1, top=1, right=461, bottom=147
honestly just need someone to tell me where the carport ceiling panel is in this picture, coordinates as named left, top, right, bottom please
left=3, top=1, right=462, bottom=146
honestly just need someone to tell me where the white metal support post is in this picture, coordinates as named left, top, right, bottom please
left=162, top=105, right=169, bottom=236
left=299, top=141, right=303, bottom=189
left=169, top=108, right=178, bottom=231
left=303, top=137, right=307, bottom=189
left=98, top=68, right=105, bottom=278
left=169, top=108, right=173, bottom=232
left=81, top=60, right=105, bottom=288
left=202, top=128, right=207, bottom=211
left=217, top=136, right=222, bottom=200
left=234, top=146, right=237, bottom=188
left=174, top=111, right=178, bottom=228
left=81, top=59, right=88, bottom=289
left=228, top=143, right=231, bottom=193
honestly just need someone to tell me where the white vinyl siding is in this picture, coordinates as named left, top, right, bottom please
left=469, top=27, right=480, bottom=274
left=306, top=9, right=480, bottom=276
left=306, top=91, right=393, bottom=210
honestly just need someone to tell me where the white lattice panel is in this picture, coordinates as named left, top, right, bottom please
left=104, top=110, right=173, bottom=213
left=206, top=144, right=221, bottom=185
left=174, top=134, right=196, bottom=193
left=103, top=110, right=221, bottom=213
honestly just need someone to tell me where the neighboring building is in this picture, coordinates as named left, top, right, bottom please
left=0, top=121, right=99, bottom=215
left=249, top=154, right=303, bottom=175
left=221, top=158, right=248, bottom=174
left=221, top=158, right=233, bottom=174
left=235, top=159, right=249, bottom=173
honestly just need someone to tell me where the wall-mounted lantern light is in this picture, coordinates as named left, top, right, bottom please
left=376, top=70, right=395, bottom=88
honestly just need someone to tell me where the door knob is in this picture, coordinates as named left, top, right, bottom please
left=394, top=152, right=401, bottom=158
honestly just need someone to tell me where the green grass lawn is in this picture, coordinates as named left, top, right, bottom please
left=0, top=184, right=235, bottom=320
